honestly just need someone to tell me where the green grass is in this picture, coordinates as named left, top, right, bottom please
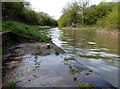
left=55, top=49, right=60, bottom=56
left=79, top=83, right=94, bottom=89
left=69, top=65, right=79, bottom=74
left=2, top=21, right=51, bottom=42
left=38, top=26, right=52, bottom=30
left=7, top=82, right=16, bottom=89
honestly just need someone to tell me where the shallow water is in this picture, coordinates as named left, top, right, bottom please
left=3, top=53, right=114, bottom=87
left=3, top=43, right=115, bottom=88
left=46, top=28, right=119, bottom=87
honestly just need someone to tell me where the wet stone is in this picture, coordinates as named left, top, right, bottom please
left=85, top=72, right=90, bottom=76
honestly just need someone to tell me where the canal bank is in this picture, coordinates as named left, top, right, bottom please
left=2, top=30, right=117, bottom=88
left=61, top=27, right=118, bottom=37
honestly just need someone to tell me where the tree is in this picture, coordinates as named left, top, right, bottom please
left=58, top=2, right=83, bottom=27
left=2, top=1, right=57, bottom=26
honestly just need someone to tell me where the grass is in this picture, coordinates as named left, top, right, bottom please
left=54, top=49, right=60, bottom=56
left=38, top=26, right=52, bottom=30
left=2, top=21, right=51, bottom=42
left=79, top=83, right=94, bottom=89
left=2, top=39, right=14, bottom=55
left=69, top=65, right=79, bottom=74
left=7, top=82, right=16, bottom=89
left=64, top=57, right=76, bottom=61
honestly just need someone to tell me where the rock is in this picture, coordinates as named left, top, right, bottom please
left=85, top=72, right=90, bottom=76
left=89, top=70, right=92, bottom=72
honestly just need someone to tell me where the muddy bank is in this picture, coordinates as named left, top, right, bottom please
left=96, top=30, right=118, bottom=37
left=61, top=27, right=97, bottom=30
left=2, top=43, right=116, bottom=88
left=61, top=27, right=118, bottom=37
left=2, top=31, right=43, bottom=56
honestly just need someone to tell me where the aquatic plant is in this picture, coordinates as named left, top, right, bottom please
left=79, top=83, right=94, bottom=89
left=69, top=65, right=79, bottom=74
left=55, top=49, right=60, bottom=56
left=64, top=57, right=76, bottom=61
left=7, top=82, right=16, bottom=89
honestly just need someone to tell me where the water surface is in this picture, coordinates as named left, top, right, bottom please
left=46, top=28, right=119, bottom=87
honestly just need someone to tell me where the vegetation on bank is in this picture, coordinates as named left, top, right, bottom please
left=58, top=1, right=119, bottom=30
left=2, top=1, right=58, bottom=42
left=7, top=82, right=16, bottom=89
left=2, top=21, right=51, bottom=42
left=79, top=83, right=94, bottom=89
left=64, top=57, right=76, bottom=61
left=2, top=1, right=58, bottom=26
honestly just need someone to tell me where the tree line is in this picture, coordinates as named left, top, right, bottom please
left=58, top=1, right=119, bottom=30
left=2, top=1, right=58, bottom=26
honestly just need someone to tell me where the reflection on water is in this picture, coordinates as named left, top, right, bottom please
left=47, top=28, right=119, bottom=87
left=47, top=28, right=118, bottom=67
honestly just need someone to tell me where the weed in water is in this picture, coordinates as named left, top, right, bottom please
left=64, top=57, right=76, bottom=61
left=7, top=82, right=16, bottom=89
left=55, top=49, right=60, bottom=56
left=79, top=83, right=94, bottom=89
left=69, top=65, right=79, bottom=74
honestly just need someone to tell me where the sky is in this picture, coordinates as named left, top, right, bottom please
left=28, top=0, right=112, bottom=20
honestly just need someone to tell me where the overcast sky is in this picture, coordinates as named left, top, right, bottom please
left=28, top=0, right=112, bottom=20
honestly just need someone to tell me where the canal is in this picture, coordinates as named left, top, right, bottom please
left=46, top=27, right=119, bottom=87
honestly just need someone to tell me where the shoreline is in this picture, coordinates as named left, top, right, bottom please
left=61, top=27, right=118, bottom=37
left=96, top=29, right=118, bottom=37
left=1, top=30, right=116, bottom=88
left=2, top=42, right=115, bottom=88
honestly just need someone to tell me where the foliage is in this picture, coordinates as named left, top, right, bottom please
left=79, top=83, right=94, bottom=89
left=2, top=21, right=51, bottom=42
left=54, top=49, right=60, bottom=56
left=7, top=82, right=16, bottom=89
left=69, top=65, right=79, bottom=74
left=2, top=1, right=58, bottom=26
left=58, top=2, right=82, bottom=27
left=84, top=2, right=114, bottom=25
left=58, top=1, right=118, bottom=30
left=96, top=3, right=118, bottom=30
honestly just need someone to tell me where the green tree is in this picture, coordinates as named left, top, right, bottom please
left=58, top=2, right=82, bottom=27
left=2, top=1, right=57, bottom=26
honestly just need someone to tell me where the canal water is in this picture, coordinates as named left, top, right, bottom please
left=46, top=27, right=119, bottom=87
